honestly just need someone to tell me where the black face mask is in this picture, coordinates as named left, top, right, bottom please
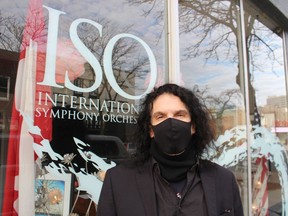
left=151, top=118, right=192, bottom=155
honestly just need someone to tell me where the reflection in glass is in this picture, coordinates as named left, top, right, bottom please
left=178, top=1, right=249, bottom=213
left=0, top=0, right=166, bottom=215
left=179, top=0, right=288, bottom=215
left=248, top=17, right=288, bottom=215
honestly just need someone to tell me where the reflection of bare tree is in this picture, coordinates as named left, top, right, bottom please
left=0, top=10, right=149, bottom=100
left=179, top=0, right=281, bottom=71
left=178, top=0, right=282, bottom=115
left=179, top=1, right=241, bottom=61
left=128, top=0, right=281, bottom=114
left=0, top=8, right=150, bottom=134
left=207, top=89, right=241, bottom=119
left=194, top=85, right=241, bottom=133
left=0, top=6, right=47, bottom=52
left=78, top=20, right=150, bottom=101
left=0, top=12, right=24, bottom=51
left=76, top=20, right=151, bottom=133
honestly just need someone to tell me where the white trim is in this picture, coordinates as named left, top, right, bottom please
left=283, top=31, right=288, bottom=115
left=239, top=0, right=253, bottom=215
left=166, top=0, right=180, bottom=84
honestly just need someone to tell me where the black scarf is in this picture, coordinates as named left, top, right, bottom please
left=150, top=139, right=197, bottom=182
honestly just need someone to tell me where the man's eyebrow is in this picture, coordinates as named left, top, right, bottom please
left=152, top=111, right=164, bottom=116
left=152, top=109, right=188, bottom=116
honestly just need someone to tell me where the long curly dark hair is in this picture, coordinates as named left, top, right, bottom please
left=133, top=83, right=216, bottom=164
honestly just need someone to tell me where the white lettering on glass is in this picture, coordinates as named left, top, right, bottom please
left=39, top=5, right=157, bottom=99
left=104, top=33, right=157, bottom=100
left=39, top=6, right=65, bottom=88
left=68, top=18, right=103, bottom=92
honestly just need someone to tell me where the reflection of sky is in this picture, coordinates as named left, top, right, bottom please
left=2, top=0, right=286, bottom=106
left=179, top=15, right=240, bottom=97
left=43, top=0, right=165, bottom=94
left=181, top=51, right=285, bottom=106
left=253, top=70, right=286, bottom=106
left=179, top=11, right=285, bottom=107
left=41, top=0, right=165, bottom=57
left=250, top=24, right=285, bottom=106
left=1, top=0, right=165, bottom=64
left=181, top=57, right=239, bottom=92
left=1, top=0, right=165, bottom=96
left=1, top=0, right=28, bottom=17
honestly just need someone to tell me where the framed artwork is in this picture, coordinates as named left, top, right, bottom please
left=35, top=172, right=74, bottom=216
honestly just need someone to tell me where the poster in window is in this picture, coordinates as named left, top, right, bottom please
left=35, top=173, right=73, bottom=216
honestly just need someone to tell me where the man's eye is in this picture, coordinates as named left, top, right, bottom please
left=177, top=113, right=185, bottom=117
left=156, top=115, right=163, bottom=119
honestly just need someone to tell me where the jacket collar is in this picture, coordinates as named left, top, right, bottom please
left=135, top=159, right=158, bottom=216
left=199, top=160, right=217, bottom=216
left=134, top=159, right=218, bottom=216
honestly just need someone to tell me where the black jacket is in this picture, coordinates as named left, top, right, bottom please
left=97, top=159, right=244, bottom=216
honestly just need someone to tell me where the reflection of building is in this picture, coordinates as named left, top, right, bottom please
left=0, top=49, right=18, bottom=190
left=259, top=96, right=288, bottom=145
left=266, top=96, right=287, bottom=108
left=0, top=49, right=18, bottom=118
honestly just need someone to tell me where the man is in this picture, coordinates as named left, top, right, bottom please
left=97, top=83, right=243, bottom=216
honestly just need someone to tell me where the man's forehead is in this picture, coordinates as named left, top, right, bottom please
left=151, top=94, right=188, bottom=109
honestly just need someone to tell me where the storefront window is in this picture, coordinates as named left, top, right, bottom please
left=0, top=0, right=165, bottom=215
left=1, top=0, right=288, bottom=215
left=244, top=8, right=288, bottom=216
left=178, top=0, right=249, bottom=213
left=179, top=0, right=288, bottom=215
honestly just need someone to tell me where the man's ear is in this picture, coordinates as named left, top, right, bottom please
left=191, top=124, right=196, bottom=135
left=150, top=127, right=154, bottom=138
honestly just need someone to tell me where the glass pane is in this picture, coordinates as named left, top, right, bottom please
left=245, top=13, right=288, bottom=216
left=178, top=0, right=249, bottom=214
left=0, top=0, right=165, bottom=215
